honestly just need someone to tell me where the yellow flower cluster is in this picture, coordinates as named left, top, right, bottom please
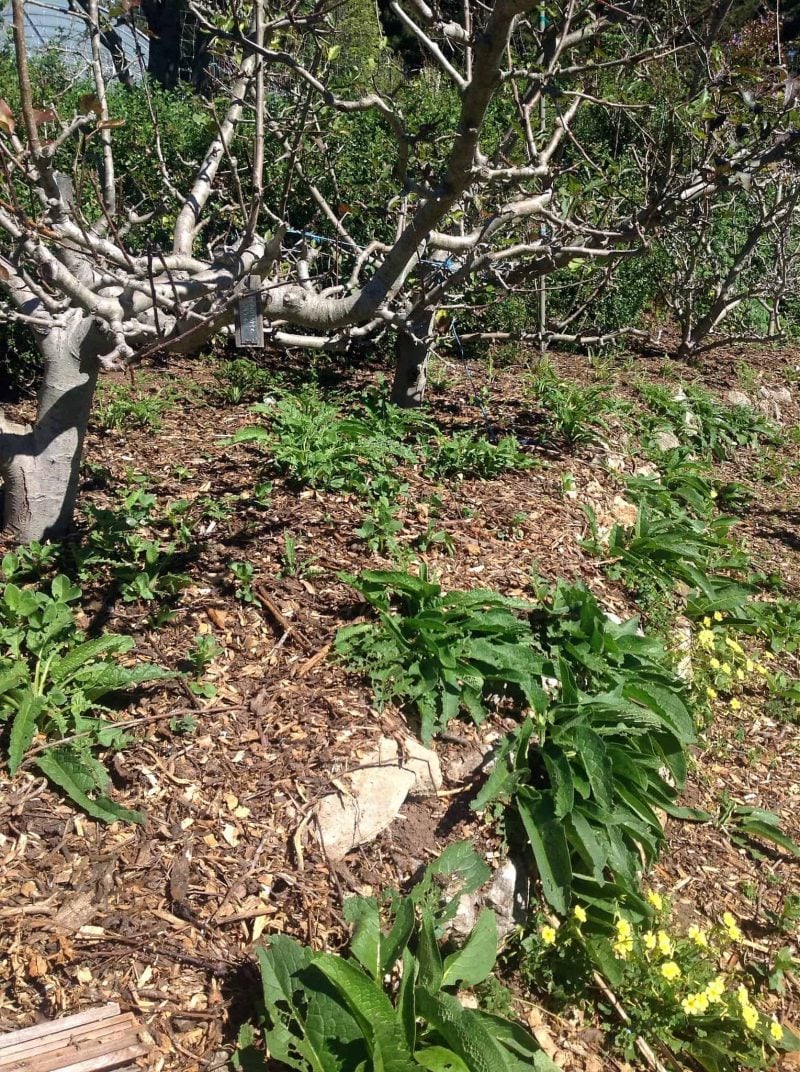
left=613, top=918, right=634, bottom=959
left=692, top=616, right=782, bottom=715
left=737, top=985, right=759, bottom=1031
left=722, top=911, right=743, bottom=942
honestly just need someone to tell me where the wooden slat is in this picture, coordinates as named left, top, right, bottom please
left=54, top=1045, right=148, bottom=1072
left=0, top=1010, right=121, bottom=1054
left=2, top=1026, right=144, bottom=1072
left=0, top=1006, right=149, bottom=1072
left=0, top=1017, right=137, bottom=1066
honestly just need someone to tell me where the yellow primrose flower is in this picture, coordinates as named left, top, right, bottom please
left=721, top=661, right=732, bottom=674
left=613, top=938, right=634, bottom=959
left=616, top=918, right=633, bottom=939
left=730, top=698, right=742, bottom=711
left=657, top=930, right=673, bottom=956
left=698, top=629, right=715, bottom=650
left=742, top=1004, right=759, bottom=1031
left=723, top=912, right=743, bottom=941
left=736, top=984, right=751, bottom=1009
left=724, top=637, right=743, bottom=654
left=764, top=651, right=775, bottom=661
left=687, top=924, right=708, bottom=948
left=706, top=686, right=718, bottom=700
left=702, top=616, right=712, bottom=628
left=736, top=668, right=744, bottom=681
left=541, top=925, right=557, bottom=945
left=704, top=976, right=726, bottom=1004
left=647, top=891, right=664, bottom=911
left=746, top=659, right=754, bottom=672
left=710, top=490, right=718, bottom=500
left=756, top=663, right=768, bottom=676
left=771, top=1020, right=784, bottom=1042
left=710, top=657, right=721, bottom=670
left=713, top=611, right=723, bottom=621
left=661, top=960, right=681, bottom=981
left=643, top=932, right=657, bottom=952
left=681, top=991, right=710, bottom=1015
left=573, top=905, right=587, bottom=924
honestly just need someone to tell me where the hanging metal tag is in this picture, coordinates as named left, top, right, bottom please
left=235, top=274, right=264, bottom=348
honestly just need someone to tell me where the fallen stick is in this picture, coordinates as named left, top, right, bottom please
left=255, top=584, right=314, bottom=651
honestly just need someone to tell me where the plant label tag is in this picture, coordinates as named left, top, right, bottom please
left=235, top=275, right=264, bottom=348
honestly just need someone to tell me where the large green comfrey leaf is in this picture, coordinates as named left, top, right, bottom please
left=0, top=575, right=169, bottom=822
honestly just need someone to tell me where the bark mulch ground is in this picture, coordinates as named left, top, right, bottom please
left=0, top=341, right=798, bottom=1071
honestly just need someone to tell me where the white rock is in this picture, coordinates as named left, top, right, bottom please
left=314, top=735, right=442, bottom=860
left=609, top=494, right=638, bottom=528
left=725, top=389, right=752, bottom=408
left=451, top=858, right=528, bottom=939
left=486, top=859, right=527, bottom=936
left=374, top=736, right=443, bottom=796
left=316, top=765, right=416, bottom=861
left=653, top=430, right=681, bottom=452
left=760, top=385, right=792, bottom=404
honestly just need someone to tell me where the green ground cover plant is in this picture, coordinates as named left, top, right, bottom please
left=76, top=487, right=193, bottom=608
left=521, top=893, right=798, bottom=1072
left=635, top=384, right=777, bottom=461
left=335, top=567, right=543, bottom=741
left=0, top=567, right=170, bottom=822
left=529, top=373, right=620, bottom=450
left=232, top=386, right=531, bottom=557
left=337, top=572, right=698, bottom=913
left=213, top=357, right=279, bottom=405
left=94, top=383, right=180, bottom=432
left=584, top=449, right=753, bottom=625
left=235, top=841, right=559, bottom=1072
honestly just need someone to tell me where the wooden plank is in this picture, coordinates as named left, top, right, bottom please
left=0, top=1017, right=136, bottom=1066
left=2, top=1026, right=144, bottom=1072
left=0, top=1006, right=149, bottom=1072
left=40, top=1043, right=148, bottom=1072
left=0, top=1010, right=121, bottom=1053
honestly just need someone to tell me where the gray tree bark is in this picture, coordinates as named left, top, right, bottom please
left=0, top=316, right=99, bottom=542
left=391, top=311, right=436, bottom=408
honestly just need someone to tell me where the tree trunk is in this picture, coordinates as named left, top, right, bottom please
left=391, top=311, right=436, bottom=408
left=141, top=0, right=187, bottom=88
left=0, top=318, right=99, bottom=543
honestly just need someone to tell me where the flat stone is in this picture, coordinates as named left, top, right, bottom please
left=725, top=389, right=752, bottom=407
left=316, top=765, right=416, bottom=861
left=609, top=494, right=638, bottom=528
left=760, top=386, right=792, bottom=404
left=374, top=736, right=443, bottom=796
left=653, top=430, right=680, bottom=452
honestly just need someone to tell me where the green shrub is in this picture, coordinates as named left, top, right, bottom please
left=0, top=567, right=171, bottom=821
left=473, top=582, right=697, bottom=915
left=235, top=841, right=559, bottom=1072
left=337, top=571, right=700, bottom=913
left=335, top=567, right=543, bottom=741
